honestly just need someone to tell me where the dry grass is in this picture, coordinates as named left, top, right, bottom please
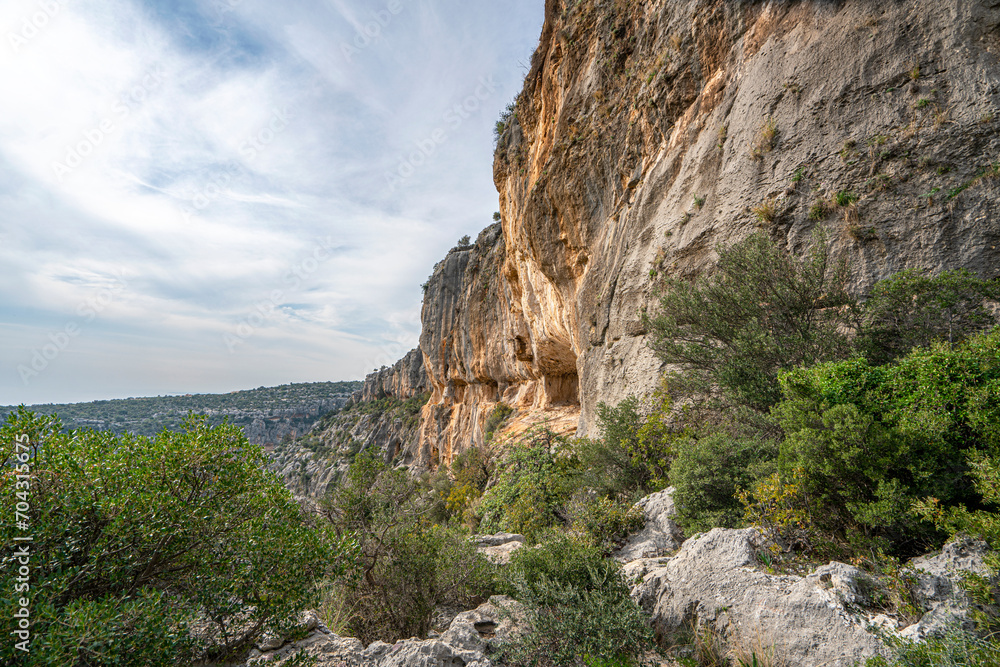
left=728, top=625, right=789, bottom=667
left=934, top=106, right=951, bottom=128
left=808, top=199, right=831, bottom=221
left=752, top=198, right=778, bottom=224
left=319, top=580, right=359, bottom=636
left=750, top=118, right=778, bottom=160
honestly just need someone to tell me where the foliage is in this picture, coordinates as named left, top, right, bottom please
left=439, top=445, right=493, bottom=527
left=770, top=328, right=1000, bottom=554
left=478, top=428, right=579, bottom=541
left=858, top=268, right=1000, bottom=364
left=915, top=448, right=1000, bottom=571
left=0, top=408, right=349, bottom=666
left=498, top=534, right=655, bottom=667
left=670, top=433, right=778, bottom=534
left=865, top=625, right=1000, bottom=667
left=320, top=452, right=495, bottom=644
left=495, top=99, right=518, bottom=144
left=584, top=387, right=676, bottom=498
left=566, top=492, right=645, bottom=553
left=484, top=402, right=514, bottom=442
left=738, top=470, right=825, bottom=553
left=645, top=230, right=855, bottom=411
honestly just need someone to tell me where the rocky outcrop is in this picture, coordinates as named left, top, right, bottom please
left=228, top=596, right=520, bottom=667
left=397, top=0, right=1000, bottom=465
left=359, top=348, right=428, bottom=403
left=476, top=533, right=526, bottom=565
left=628, top=527, right=995, bottom=666
left=269, top=356, right=429, bottom=499
left=904, top=537, right=993, bottom=640
left=615, top=487, right=684, bottom=562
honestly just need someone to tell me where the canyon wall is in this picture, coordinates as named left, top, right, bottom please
left=392, top=0, right=1000, bottom=470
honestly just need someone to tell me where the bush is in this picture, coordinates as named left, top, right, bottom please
left=670, top=433, right=778, bottom=534
left=0, top=408, right=348, bottom=666
left=498, top=534, right=655, bottom=667
left=321, top=452, right=495, bottom=643
left=866, top=626, right=1000, bottom=667
left=770, top=327, right=1000, bottom=554
left=645, top=230, right=855, bottom=411
left=858, top=268, right=1000, bottom=364
left=581, top=389, right=676, bottom=499
left=566, top=492, right=645, bottom=553
left=478, top=428, right=578, bottom=541
left=484, top=402, right=514, bottom=443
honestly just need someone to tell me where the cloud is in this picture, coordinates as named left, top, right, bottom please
left=0, top=0, right=543, bottom=405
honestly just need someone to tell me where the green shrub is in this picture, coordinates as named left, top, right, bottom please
left=771, top=328, right=1000, bottom=554
left=858, top=268, right=1000, bottom=364
left=866, top=626, right=1000, bottom=667
left=670, top=433, right=778, bottom=534
left=0, top=408, right=348, bottom=666
left=322, top=452, right=495, bottom=644
left=498, top=534, right=655, bottom=667
left=567, top=492, right=645, bottom=552
left=484, top=402, right=514, bottom=442
left=478, top=428, right=578, bottom=541
left=581, top=389, right=676, bottom=499
left=645, top=230, right=855, bottom=411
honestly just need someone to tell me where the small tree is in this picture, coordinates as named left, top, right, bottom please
left=645, top=230, right=855, bottom=411
left=858, top=268, right=1000, bottom=363
left=0, top=408, right=349, bottom=666
left=321, top=452, right=494, bottom=644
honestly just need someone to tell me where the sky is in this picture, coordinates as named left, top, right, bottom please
left=0, top=0, right=545, bottom=405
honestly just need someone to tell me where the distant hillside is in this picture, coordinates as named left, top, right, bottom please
left=1, top=381, right=363, bottom=446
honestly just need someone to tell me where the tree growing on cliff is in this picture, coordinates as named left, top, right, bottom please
left=0, top=408, right=350, bottom=666
left=645, top=230, right=855, bottom=411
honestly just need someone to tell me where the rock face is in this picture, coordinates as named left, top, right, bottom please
left=476, top=533, right=526, bottom=565
left=615, top=487, right=684, bottom=562
left=628, top=526, right=994, bottom=666
left=904, top=537, right=993, bottom=639
left=359, top=348, right=429, bottom=403
left=632, top=528, right=887, bottom=666
left=230, top=596, right=519, bottom=667
left=269, top=351, right=429, bottom=499
left=398, top=0, right=1000, bottom=465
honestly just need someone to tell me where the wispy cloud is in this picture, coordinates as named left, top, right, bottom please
left=0, top=0, right=543, bottom=404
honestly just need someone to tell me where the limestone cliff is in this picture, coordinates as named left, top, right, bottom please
left=402, top=0, right=1000, bottom=467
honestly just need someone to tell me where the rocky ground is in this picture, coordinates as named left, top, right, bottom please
left=218, top=489, right=992, bottom=667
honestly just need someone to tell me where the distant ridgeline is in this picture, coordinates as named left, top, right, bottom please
left=0, top=381, right=363, bottom=447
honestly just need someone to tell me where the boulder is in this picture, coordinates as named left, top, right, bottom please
left=901, top=537, right=992, bottom=640
left=631, top=528, right=886, bottom=667
left=475, top=533, right=525, bottom=565
left=238, top=595, right=520, bottom=667
left=614, top=487, right=684, bottom=562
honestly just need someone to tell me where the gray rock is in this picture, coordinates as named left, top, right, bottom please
left=475, top=533, right=525, bottom=564
left=632, top=528, right=886, bottom=666
left=615, top=487, right=684, bottom=562
left=238, top=596, right=520, bottom=667
left=901, top=537, right=992, bottom=640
